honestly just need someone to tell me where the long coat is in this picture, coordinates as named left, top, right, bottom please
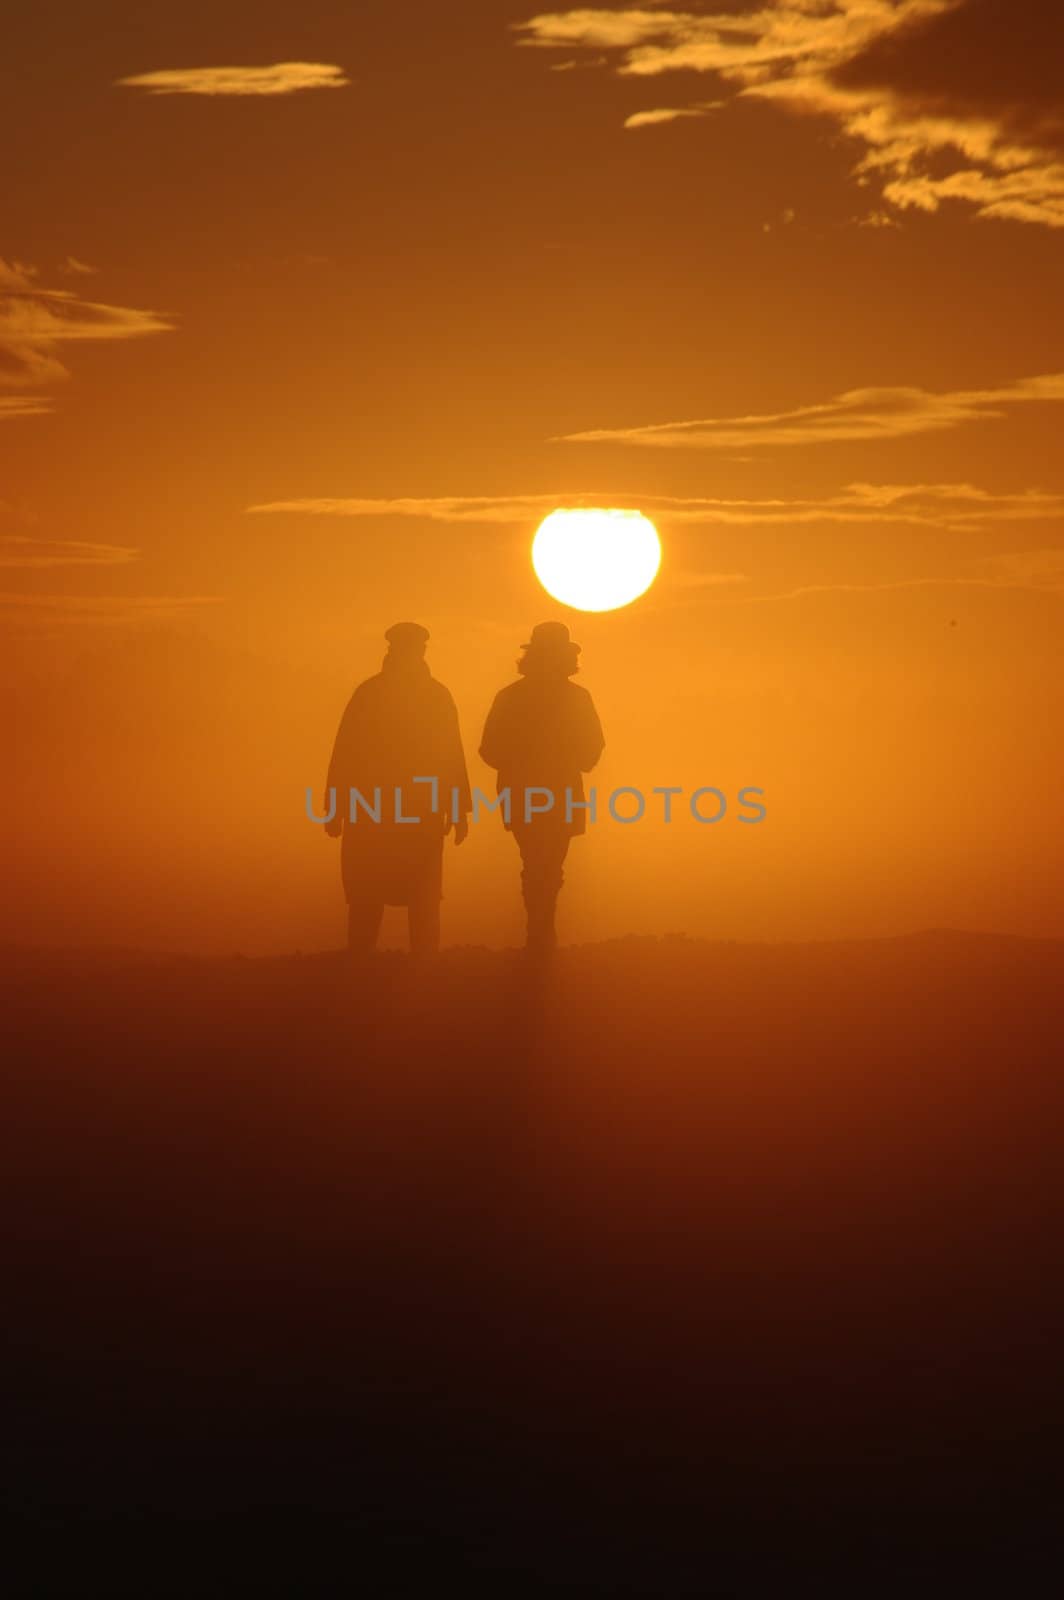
left=327, top=661, right=471, bottom=907
left=479, top=675, right=605, bottom=836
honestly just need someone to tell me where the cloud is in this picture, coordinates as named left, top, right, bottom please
left=549, top=55, right=610, bottom=72
left=0, top=258, right=173, bottom=419
left=624, top=102, right=721, bottom=129
left=671, top=570, right=750, bottom=588
left=878, top=162, right=1064, bottom=230
left=59, top=256, right=98, bottom=276
left=829, top=483, right=1064, bottom=526
left=762, top=205, right=797, bottom=232
left=0, top=260, right=38, bottom=289
left=557, top=374, right=1064, bottom=450
left=973, top=547, right=1064, bottom=588
left=0, top=535, right=139, bottom=569
left=247, top=484, right=1064, bottom=605
left=514, top=1, right=1064, bottom=229
left=514, top=4, right=955, bottom=81
left=0, top=396, right=53, bottom=420
left=247, top=482, right=1064, bottom=531
left=0, top=594, right=219, bottom=627
left=744, top=569, right=1064, bottom=605
left=665, top=482, right=1064, bottom=529
left=247, top=493, right=567, bottom=524
left=834, top=0, right=1064, bottom=146
left=116, top=63, right=350, bottom=97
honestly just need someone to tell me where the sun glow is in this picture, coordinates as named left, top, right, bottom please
left=531, top=508, right=662, bottom=613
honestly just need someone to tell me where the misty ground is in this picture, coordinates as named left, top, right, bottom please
left=3, top=932, right=1061, bottom=1593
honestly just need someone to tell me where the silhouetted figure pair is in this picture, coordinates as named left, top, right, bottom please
left=325, top=621, right=604, bottom=955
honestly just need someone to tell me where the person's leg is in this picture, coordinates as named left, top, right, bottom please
left=518, top=827, right=569, bottom=950
left=407, top=841, right=444, bottom=957
left=515, top=827, right=539, bottom=929
left=347, top=897, right=384, bottom=955
left=536, top=832, right=569, bottom=946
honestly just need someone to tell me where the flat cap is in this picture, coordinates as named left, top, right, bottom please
left=385, top=621, right=430, bottom=648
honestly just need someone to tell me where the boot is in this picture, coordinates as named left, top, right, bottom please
left=524, top=891, right=558, bottom=954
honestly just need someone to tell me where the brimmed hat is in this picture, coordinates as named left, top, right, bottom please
left=522, top=620, right=581, bottom=654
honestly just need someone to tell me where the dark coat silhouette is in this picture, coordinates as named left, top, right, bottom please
left=327, top=631, right=470, bottom=953
left=479, top=677, right=604, bottom=836
left=479, top=623, right=604, bottom=951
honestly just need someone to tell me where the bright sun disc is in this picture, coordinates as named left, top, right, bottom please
left=532, top=508, right=661, bottom=613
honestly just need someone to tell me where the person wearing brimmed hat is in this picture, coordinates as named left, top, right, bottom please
left=324, top=623, right=471, bottom=956
left=479, top=621, right=604, bottom=952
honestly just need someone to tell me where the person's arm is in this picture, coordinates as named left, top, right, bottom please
left=578, top=693, right=605, bottom=772
left=478, top=691, right=507, bottom=771
left=443, top=690, right=472, bottom=845
left=324, top=695, right=358, bottom=838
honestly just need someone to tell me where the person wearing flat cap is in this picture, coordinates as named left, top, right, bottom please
left=324, top=623, right=471, bottom=956
left=479, top=622, right=605, bottom=952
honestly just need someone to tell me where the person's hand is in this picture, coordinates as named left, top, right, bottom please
left=325, top=814, right=344, bottom=839
left=452, top=815, right=470, bottom=847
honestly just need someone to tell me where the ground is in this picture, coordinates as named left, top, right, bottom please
left=3, top=933, right=1061, bottom=1592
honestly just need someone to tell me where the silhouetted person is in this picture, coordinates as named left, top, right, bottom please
left=480, top=622, right=604, bottom=952
left=325, top=623, right=470, bottom=956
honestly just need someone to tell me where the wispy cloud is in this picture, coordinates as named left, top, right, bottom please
left=624, top=102, right=721, bottom=129
left=0, top=396, right=53, bottom=420
left=59, top=256, right=97, bottom=277
left=0, top=594, right=219, bottom=626
left=248, top=484, right=1064, bottom=608
left=514, top=4, right=953, bottom=84
left=672, top=570, right=750, bottom=589
left=0, top=535, right=139, bottom=569
left=877, top=161, right=1064, bottom=230
left=558, top=374, right=1064, bottom=450
left=116, top=63, right=350, bottom=97
left=248, top=493, right=566, bottom=524
left=247, top=482, right=1064, bottom=531
left=549, top=55, right=609, bottom=73
left=0, top=257, right=173, bottom=419
left=514, top=2, right=1064, bottom=229
left=743, top=569, right=1064, bottom=605
left=973, top=547, right=1064, bottom=588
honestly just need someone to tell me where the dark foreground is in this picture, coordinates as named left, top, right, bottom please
left=3, top=933, right=1062, bottom=1593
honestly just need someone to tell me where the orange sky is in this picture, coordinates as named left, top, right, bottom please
left=3, top=0, right=1063, bottom=952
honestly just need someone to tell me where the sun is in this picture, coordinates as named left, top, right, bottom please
left=532, top=508, right=662, bottom=613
